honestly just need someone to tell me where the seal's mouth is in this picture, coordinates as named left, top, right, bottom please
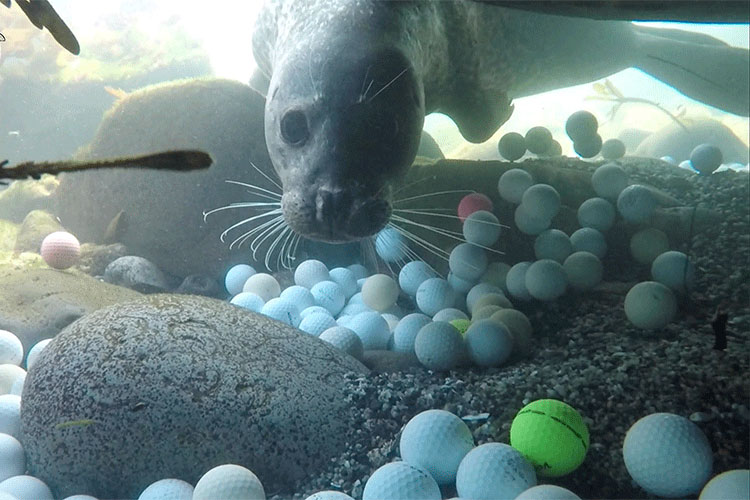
left=281, top=188, right=391, bottom=243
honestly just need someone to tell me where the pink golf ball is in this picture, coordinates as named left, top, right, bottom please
left=458, top=193, right=493, bottom=223
left=40, top=231, right=80, bottom=270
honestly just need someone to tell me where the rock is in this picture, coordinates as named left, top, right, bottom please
left=76, top=243, right=129, bottom=277
left=103, top=256, right=171, bottom=293
left=54, top=78, right=274, bottom=280
left=21, top=294, right=368, bottom=497
left=0, top=267, right=141, bottom=353
left=174, top=274, right=222, bottom=298
left=13, top=210, right=64, bottom=254
left=361, top=350, right=421, bottom=373
left=635, top=118, right=749, bottom=165
left=0, top=176, right=58, bottom=223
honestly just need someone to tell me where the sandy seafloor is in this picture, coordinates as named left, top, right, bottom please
left=267, top=158, right=750, bottom=500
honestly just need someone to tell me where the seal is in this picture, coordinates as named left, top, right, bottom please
left=252, top=0, right=749, bottom=243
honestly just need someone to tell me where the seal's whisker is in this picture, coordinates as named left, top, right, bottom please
left=228, top=214, right=284, bottom=249
left=391, top=214, right=505, bottom=256
left=203, top=202, right=281, bottom=222
left=248, top=161, right=283, bottom=191
left=358, top=64, right=373, bottom=102
left=391, top=175, right=433, bottom=197
left=266, top=225, right=290, bottom=270
left=250, top=218, right=287, bottom=261
left=218, top=209, right=283, bottom=243
left=249, top=216, right=284, bottom=253
left=394, top=189, right=475, bottom=204
left=388, top=220, right=451, bottom=263
left=394, top=208, right=510, bottom=229
left=229, top=213, right=282, bottom=248
left=367, top=67, right=409, bottom=102
left=225, top=179, right=282, bottom=200
left=278, top=228, right=298, bottom=270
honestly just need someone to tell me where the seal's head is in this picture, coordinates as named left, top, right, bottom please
left=265, top=43, right=424, bottom=243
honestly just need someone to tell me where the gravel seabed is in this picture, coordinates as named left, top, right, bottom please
left=271, top=159, right=749, bottom=500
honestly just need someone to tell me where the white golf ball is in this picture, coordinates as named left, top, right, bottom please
left=242, top=273, right=281, bottom=302
left=498, top=168, right=534, bottom=204
left=329, top=267, right=358, bottom=299
left=318, top=326, right=364, bottom=360
left=514, top=203, right=551, bottom=236
left=298, top=312, right=338, bottom=336
left=433, top=308, right=468, bottom=322
left=624, top=281, right=677, bottom=329
left=577, top=197, right=616, bottom=232
left=623, top=413, right=712, bottom=497
left=399, top=409, right=475, bottom=485
left=466, top=283, right=504, bottom=314
left=25, top=338, right=52, bottom=371
left=347, top=312, right=391, bottom=350
left=497, top=168, right=534, bottom=205
left=280, top=285, right=316, bottom=312
left=311, top=281, right=346, bottom=316
left=617, top=184, right=657, bottom=224
left=525, top=259, right=568, bottom=301
left=398, top=261, right=437, bottom=297
left=515, top=484, right=582, bottom=499
left=300, top=306, right=333, bottom=320
left=0, top=395, right=20, bottom=439
left=456, top=443, right=537, bottom=500
left=0, top=365, right=25, bottom=396
left=447, top=272, right=476, bottom=294
left=295, top=259, right=330, bottom=289
left=651, top=251, right=695, bottom=293
left=230, top=292, right=265, bottom=313
left=480, top=262, right=511, bottom=294
left=0, top=475, right=54, bottom=500
left=375, top=227, right=408, bottom=263
left=224, top=264, right=256, bottom=295
left=392, top=314, right=432, bottom=353
left=193, top=464, right=265, bottom=500
left=0, top=433, right=25, bottom=482
left=304, top=491, right=355, bottom=500
left=505, top=262, right=533, bottom=301
left=416, top=278, right=457, bottom=316
left=521, top=183, right=561, bottom=221
left=464, top=319, right=513, bottom=367
left=570, top=227, right=607, bottom=259
left=591, top=162, right=628, bottom=201
left=463, top=210, right=501, bottom=247
left=414, top=322, right=464, bottom=371
left=449, top=243, right=488, bottom=282
left=361, top=274, right=400, bottom=312
left=260, top=298, right=300, bottom=327
left=630, top=228, right=670, bottom=266
left=362, top=462, right=441, bottom=500
left=534, top=229, right=572, bottom=264
left=699, top=469, right=750, bottom=500
left=137, top=478, right=193, bottom=500
left=0, top=332, right=22, bottom=367
left=563, top=251, right=603, bottom=291
left=347, top=263, right=368, bottom=280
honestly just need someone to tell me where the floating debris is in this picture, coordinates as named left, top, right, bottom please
left=0, top=150, right=213, bottom=183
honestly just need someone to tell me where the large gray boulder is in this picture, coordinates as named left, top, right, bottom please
left=21, top=294, right=368, bottom=498
left=0, top=267, right=141, bottom=355
left=54, top=78, right=275, bottom=280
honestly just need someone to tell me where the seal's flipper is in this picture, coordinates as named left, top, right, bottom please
left=13, top=0, right=79, bottom=55
left=633, top=25, right=749, bottom=117
left=440, top=88, right=514, bottom=144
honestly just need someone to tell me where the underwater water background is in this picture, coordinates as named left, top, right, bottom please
left=0, top=1, right=749, bottom=499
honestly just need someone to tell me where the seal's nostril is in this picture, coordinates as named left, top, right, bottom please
left=280, top=110, right=309, bottom=145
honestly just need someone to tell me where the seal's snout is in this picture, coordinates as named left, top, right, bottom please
left=311, top=186, right=390, bottom=241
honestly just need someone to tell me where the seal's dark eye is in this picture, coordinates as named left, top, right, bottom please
left=280, top=110, right=308, bottom=145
